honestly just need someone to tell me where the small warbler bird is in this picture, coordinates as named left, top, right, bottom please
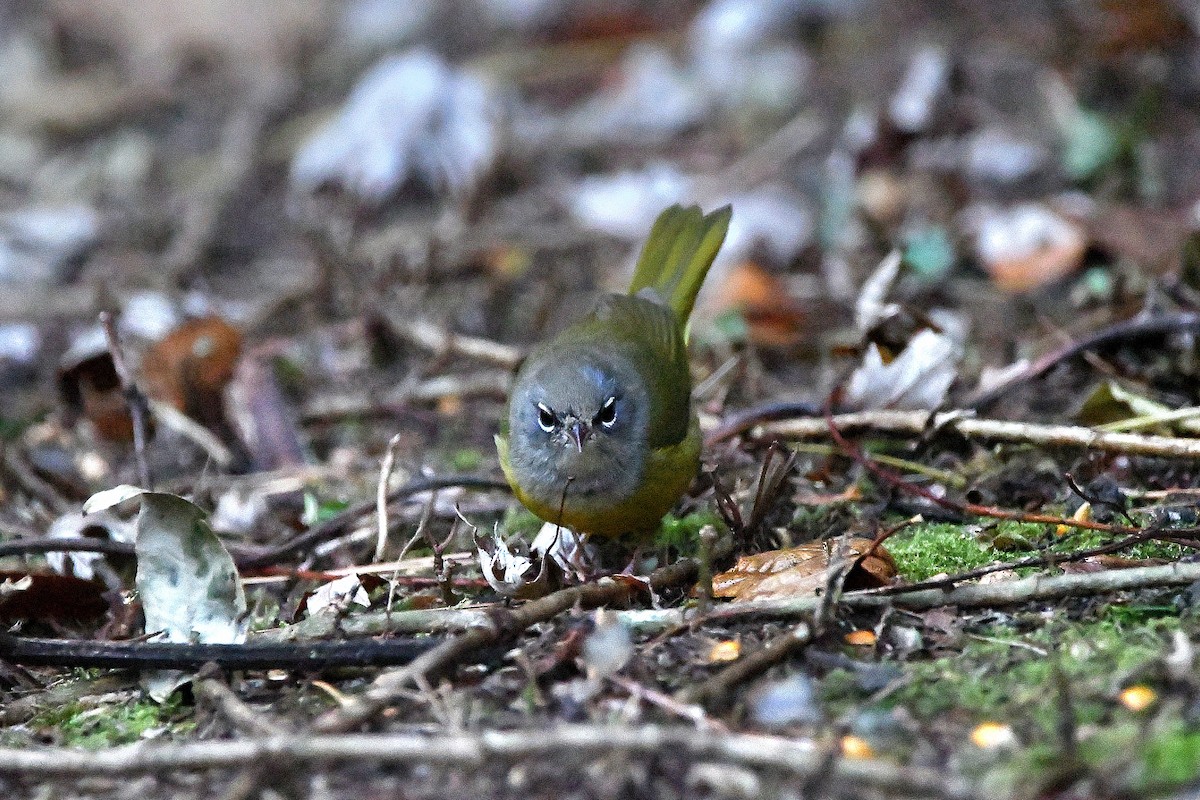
left=496, top=204, right=731, bottom=538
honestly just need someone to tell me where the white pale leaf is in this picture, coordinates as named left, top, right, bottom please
left=135, top=492, right=247, bottom=645
left=82, top=484, right=145, bottom=514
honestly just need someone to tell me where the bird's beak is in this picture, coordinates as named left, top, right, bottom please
left=568, top=420, right=588, bottom=452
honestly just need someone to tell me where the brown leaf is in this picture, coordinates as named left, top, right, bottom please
left=0, top=571, right=107, bottom=624
left=974, top=205, right=1086, bottom=293
left=712, top=538, right=896, bottom=602
left=709, top=262, right=809, bottom=347
left=58, top=344, right=135, bottom=442
left=142, top=316, right=242, bottom=436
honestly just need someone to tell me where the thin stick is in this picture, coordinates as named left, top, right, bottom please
left=967, top=312, right=1200, bottom=411
left=374, top=434, right=404, bottom=563
left=99, top=311, right=153, bottom=489
left=314, top=552, right=711, bottom=733
left=758, top=409, right=1200, bottom=460
left=676, top=623, right=813, bottom=706
left=0, top=726, right=976, bottom=798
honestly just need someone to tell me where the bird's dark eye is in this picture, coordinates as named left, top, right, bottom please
left=595, top=396, right=618, bottom=428
left=536, top=402, right=556, bottom=432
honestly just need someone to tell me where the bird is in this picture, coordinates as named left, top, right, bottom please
left=496, top=203, right=731, bottom=539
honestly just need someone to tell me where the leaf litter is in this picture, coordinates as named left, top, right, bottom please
left=1, top=2, right=1200, bottom=799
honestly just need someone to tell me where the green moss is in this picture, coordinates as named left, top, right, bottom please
left=884, top=521, right=1189, bottom=584
left=884, top=523, right=998, bottom=581
left=884, top=619, right=1179, bottom=723
left=448, top=447, right=485, bottom=472
left=820, top=615, right=1199, bottom=794
left=656, top=510, right=724, bottom=553
left=33, top=695, right=194, bottom=749
left=302, top=492, right=350, bottom=526
left=1133, top=723, right=1200, bottom=791
left=499, top=506, right=544, bottom=539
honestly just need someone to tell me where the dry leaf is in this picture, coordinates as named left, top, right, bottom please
left=0, top=571, right=107, bottom=623
left=845, top=328, right=962, bottom=411
left=1119, top=685, right=1156, bottom=711
left=971, top=721, right=1017, bottom=749
left=291, top=50, right=501, bottom=204
left=141, top=316, right=241, bottom=440
left=709, top=261, right=808, bottom=347
left=141, top=316, right=241, bottom=412
left=712, top=538, right=896, bottom=602
left=844, top=629, right=877, bottom=646
left=708, top=640, right=742, bottom=662
left=970, top=203, right=1086, bottom=292
left=840, top=735, right=875, bottom=759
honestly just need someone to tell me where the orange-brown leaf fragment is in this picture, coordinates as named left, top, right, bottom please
left=709, top=261, right=809, bottom=347
left=142, top=316, right=241, bottom=434
left=708, top=640, right=741, bottom=663
left=844, top=629, right=877, bottom=646
left=712, top=538, right=896, bottom=602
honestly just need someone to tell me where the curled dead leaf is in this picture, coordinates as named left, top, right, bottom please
left=58, top=332, right=135, bottom=442
left=141, top=316, right=242, bottom=423
left=971, top=203, right=1086, bottom=293
left=709, top=261, right=808, bottom=347
left=712, top=538, right=896, bottom=602
left=708, top=640, right=742, bottom=662
left=844, top=629, right=877, bottom=646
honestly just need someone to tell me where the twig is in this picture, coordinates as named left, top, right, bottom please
left=967, top=312, right=1200, bottom=411
left=865, top=530, right=1162, bottom=596
left=698, top=560, right=1200, bottom=622
left=194, top=673, right=286, bottom=737
left=0, top=632, right=438, bottom=670
left=303, top=371, right=512, bottom=421
left=705, top=399, right=824, bottom=446
left=0, top=537, right=136, bottom=560
left=147, top=398, right=235, bottom=469
left=99, top=311, right=152, bottom=489
left=374, top=434, right=404, bottom=562
left=676, top=623, right=813, bottom=707
left=234, top=474, right=508, bottom=569
left=0, top=726, right=977, bottom=798
left=314, top=555, right=707, bottom=733
left=713, top=111, right=824, bottom=190
left=758, top=409, right=1200, bottom=460
left=387, top=318, right=522, bottom=369
left=608, top=675, right=727, bottom=731
left=0, top=447, right=73, bottom=515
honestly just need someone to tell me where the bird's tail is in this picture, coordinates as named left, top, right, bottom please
left=628, top=203, right=732, bottom=323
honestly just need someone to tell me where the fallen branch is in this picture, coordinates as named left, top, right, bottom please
left=0, top=633, right=438, bottom=670
left=314, top=556, right=704, bottom=732
left=692, top=560, right=1200, bottom=624
left=757, top=410, right=1200, bottom=460
left=0, top=725, right=976, bottom=798
left=966, top=312, right=1200, bottom=411
left=387, top=318, right=522, bottom=369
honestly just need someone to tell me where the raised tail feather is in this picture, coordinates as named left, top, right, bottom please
left=628, top=203, right=732, bottom=323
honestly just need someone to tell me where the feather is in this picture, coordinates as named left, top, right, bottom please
left=628, top=204, right=732, bottom=323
